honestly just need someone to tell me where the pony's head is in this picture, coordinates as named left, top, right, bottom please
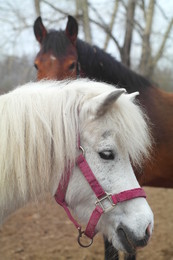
left=0, top=79, right=153, bottom=253
left=56, top=80, right=153, bottom=253
left=34, top=16, right=79, bottom=80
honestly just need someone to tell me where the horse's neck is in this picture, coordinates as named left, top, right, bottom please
left=76, top=39, right=150, bottom=93
left=135, top=87, right=173, bottom=188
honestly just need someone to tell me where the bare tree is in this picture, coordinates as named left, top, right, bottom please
left=0, top=0, right=172, bottom=84
left=121, top=0, right=136, bottom=67
left=34, top=0, right=41, bottom=17
left=139, top=0, right=173, bottom=79
left=151, top=17, right=173, bottom=69
left=104, top=0, right=119, bottom=50
left=76, top=0, right=92, bottom=43
left=139, top=0, right=155, bottom=77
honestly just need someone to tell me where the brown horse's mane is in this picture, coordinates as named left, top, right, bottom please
left=40, top=28, right=151, bottom=93
left=76, top=39, right=151, bottom=93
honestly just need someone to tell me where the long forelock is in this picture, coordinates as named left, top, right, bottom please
left=69, top=79, right=152, bottom=168
left=42, top=30, right=71, bottom=57
left=110, top=95, right=152, bottom=168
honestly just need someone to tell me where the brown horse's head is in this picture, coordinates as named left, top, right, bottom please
left=33, top=16, right=79, bottom=80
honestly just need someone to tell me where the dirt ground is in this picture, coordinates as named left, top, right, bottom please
left=0, top=187, right=173, bottom=260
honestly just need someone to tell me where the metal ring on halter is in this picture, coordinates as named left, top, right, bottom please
left=77, top=228, right=93, bottom=248
left=79, top=145, right=85, bottom=156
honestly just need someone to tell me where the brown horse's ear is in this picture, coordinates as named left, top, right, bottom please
left=65, top=15, right=78, bottom=45
left=33, top=16, right=47, bottom=44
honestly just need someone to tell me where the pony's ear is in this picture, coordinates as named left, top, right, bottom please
left=33, top=16, right=47, bottom=44
left=128, top=92, right=139, bottom=101
left=65, top=15, right=78, bottom=45
left=94, top=89, right=126, bottom=117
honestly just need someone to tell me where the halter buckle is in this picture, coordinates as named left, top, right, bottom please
left=95, top=192, right=115, bottom=213
left=79, top=145, right=85, bottom=156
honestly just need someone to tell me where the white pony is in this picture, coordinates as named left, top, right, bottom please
left=0, top=79, right=153, bottom=254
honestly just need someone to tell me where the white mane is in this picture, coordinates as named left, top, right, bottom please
left=0, top=79, right=152, bottom=222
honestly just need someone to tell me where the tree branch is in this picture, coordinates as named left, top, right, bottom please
left=89, top=18, right=122, bottom=53
left=156, top=2, right=169, bottom=20
left=41, top=0, right=70, bottom=16
left=152, top=18, right=173, bottom=67
left=104, top=0, right=119, bottom=50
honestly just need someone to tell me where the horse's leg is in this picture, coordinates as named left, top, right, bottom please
left=104, top=236, right=119, bottom=260
left=124, top=253, right=136, bottom=260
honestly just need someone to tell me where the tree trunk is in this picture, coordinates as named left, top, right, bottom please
left=104, top=1, right=119, bottom=51
left=76, top=0, right=92, bottom=43
left=139, top=0, right=155, bottom=78
left=121, top=0, right=137, bottom=67
left=34, top=0, right=41, bottom=16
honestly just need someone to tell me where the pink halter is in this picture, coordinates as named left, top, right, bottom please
left=54, top=138, right=146, bottom=247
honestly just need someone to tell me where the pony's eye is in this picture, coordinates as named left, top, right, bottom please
left=34, top=63, right=38, bottom=70
left=99, top=150, right=115, bottom=160
left=69, top=62, right=76, bottom=71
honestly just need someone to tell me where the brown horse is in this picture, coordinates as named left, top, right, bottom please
left=33, top=16, right=173, bottom=260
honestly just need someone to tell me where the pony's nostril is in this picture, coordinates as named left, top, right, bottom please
left=146, top=223, right=152, bottom=237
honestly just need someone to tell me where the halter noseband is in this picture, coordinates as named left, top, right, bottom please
left=54, top=137, right=146, bottom=247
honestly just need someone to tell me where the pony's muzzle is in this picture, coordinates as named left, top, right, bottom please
left=117, top=223, right=152, bottom=254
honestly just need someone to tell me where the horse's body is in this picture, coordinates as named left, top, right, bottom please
left=34, top=16, right=173, bottom=188
left=0, top=79, right=153, bottom=254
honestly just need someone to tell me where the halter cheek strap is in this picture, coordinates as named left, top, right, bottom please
left=54, top=167, right=81, bottom=231
left=54, top=143, right=146, bottom=247
left=76, top=153, right=146, bottom=240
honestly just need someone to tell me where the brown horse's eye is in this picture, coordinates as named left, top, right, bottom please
left=69, top=62, right=76, bottom=71
left=34, top=63, right=38, bottom=70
